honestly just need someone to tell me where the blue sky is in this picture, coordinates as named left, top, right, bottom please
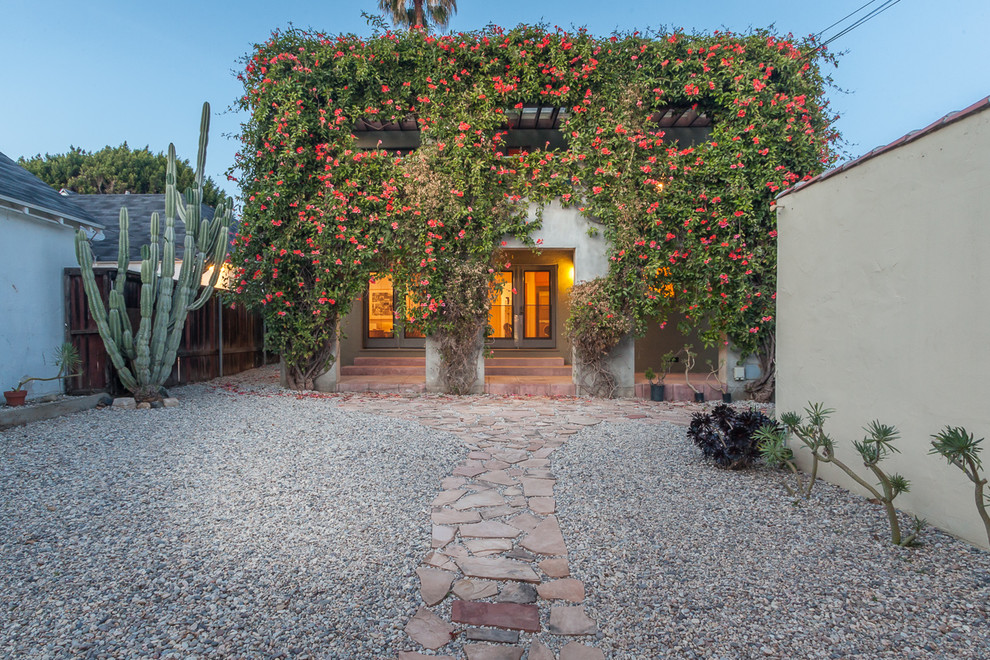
left=2, top=0, right=988, bottom=199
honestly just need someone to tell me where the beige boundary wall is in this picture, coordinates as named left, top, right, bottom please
left=776, top=102, right=990, bottom=549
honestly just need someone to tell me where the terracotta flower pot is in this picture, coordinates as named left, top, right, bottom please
left=4, top=390, right=27, bottom=407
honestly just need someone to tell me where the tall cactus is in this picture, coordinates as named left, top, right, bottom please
left=74, top=102, right=233, bottom=401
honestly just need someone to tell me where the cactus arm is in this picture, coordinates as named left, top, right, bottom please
left=114, top=208, right=129, bottom=298
left=153, top=241, right=202, bottom=386
left=74, top=229, right=139, bottom=392
left=149, top=211, right=177, bottom=384
left=195, top=102, right=209, bottom=188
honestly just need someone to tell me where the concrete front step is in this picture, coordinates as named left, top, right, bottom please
left=353, top=356, right=426, bottom=366
left=340, top=365, right=425, bottom=376
left=485, top=357, right=566, bottom=367
left=485, top=366, right=573, bottom=377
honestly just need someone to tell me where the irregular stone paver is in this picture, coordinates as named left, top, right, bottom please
left=527, top=641, right=556, bottom=660
left=537, top=578, right=585, bottom=603
left=539, top=558, right=570, bottom=578
left=405, top=606, right=455, bottom=650
left=464, top=538, right=514, bottom=556
left=453, top=490, right=507, bottom=510
left=497, top=582, right=538, bottom=604
left=433, top=525, right=456, bottom=548
left=423, top=551, right=457, bottom=572
left=491, top=448, right=529, bottom=464
left=519, top=516, right=567, bottom=556
left=529, top=497, right=556, bottom=514
left=478, top=470, right=517, bottom=486
left=433, top=489, right=467, bottom=506
left=463, top=646, right=524, bottom=660
left=417, top=567, right=455, bottom=606
left=432, top=509, right=482, bottom=525
left=479, top=505, right=517, bottom=519
left=452, top=579, right=499, bottom=600
left=548, top=606, right=598, bottom=636
left=399, top=652, right=455, bottom=660
left=506, top=513, right=542, bottom=532
left=451, top=601, right=541, bottom=632
left=454, top=465, right=487, bottom=478
left=560, top=642, right=606, bottom=660
left=520, top=477, right=555, bottom=497
left=465, top=628, right=521, bottom=643
left=459, top=520, right=522, bottom=539
left=456, top=557, right=540, bottom=583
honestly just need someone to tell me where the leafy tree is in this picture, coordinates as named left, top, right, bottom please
left=378, top=0, right=457, bottom=31
left=19, top=143, right=224, bottom=207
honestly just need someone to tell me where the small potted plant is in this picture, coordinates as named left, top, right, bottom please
left=706, top=358, right=732, bottom=403
left=4, top=343, right=82, bottom=407
left=683, top=344, right=705, bottom=403
left=645, top=351, right=677, bottom=402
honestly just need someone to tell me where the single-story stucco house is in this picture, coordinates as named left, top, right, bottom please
left=0, top=152, right=103, bottom=399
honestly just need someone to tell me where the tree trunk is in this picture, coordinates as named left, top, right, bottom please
left=746, top=329, right=776, bottom=403
left=414, top=0, right=424, bottom=27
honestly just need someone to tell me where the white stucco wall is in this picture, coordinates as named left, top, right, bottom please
left=0, top=207, right=80, bottom=398
left=776, top=106, right=990, bottom=548
left=502, top=200, right=610, bottom=283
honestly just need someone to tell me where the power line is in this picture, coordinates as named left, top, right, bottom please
left=814, top=0, right=885, bottom=40
left=816, top=0, right=905, bottom=49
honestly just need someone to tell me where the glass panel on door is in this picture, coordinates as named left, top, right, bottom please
left=490, top=272, right=514, bottom=340
left=524, top=270, right=552, bottom=340
left=368, top=275, right=395, bottom=339
left=365, top=274, right=425, bottom=347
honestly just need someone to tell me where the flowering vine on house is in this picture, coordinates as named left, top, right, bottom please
left=229, top=23, right=838, bottom=391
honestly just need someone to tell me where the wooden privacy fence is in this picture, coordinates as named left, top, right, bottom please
left=64, top=268, right=274, bottom=395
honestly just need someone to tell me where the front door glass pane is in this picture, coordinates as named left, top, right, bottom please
left=368, top=275, right=395, bottom=338
left=524, top=271, right=551, bottom=339
left=489, top=272, right=514, bottom=339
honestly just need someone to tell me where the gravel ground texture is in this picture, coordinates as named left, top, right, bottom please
left=555, top=420, right=990, bottom=660
left=0, top=381, right=462, bottom=659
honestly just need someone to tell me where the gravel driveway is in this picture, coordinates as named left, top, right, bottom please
left=0, top=382, right=462, bottom=658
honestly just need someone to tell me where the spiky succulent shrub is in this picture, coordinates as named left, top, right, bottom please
left=688, top=403, right=778, bottom=470
left=930, top=426, right=990, bottom=546
left=761, top=402, right=925, bottom=546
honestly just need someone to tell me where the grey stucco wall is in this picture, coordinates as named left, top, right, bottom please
left=0, top=207, right=79, bottom=399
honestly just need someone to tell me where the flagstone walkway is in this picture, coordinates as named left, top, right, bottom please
left=335, top=395, right=698, bottom=660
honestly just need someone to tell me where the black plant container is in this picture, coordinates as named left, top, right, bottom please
left=650, top=384, right=665, bottom=402
left=722, top=392, right=732, bottom=403
left=694, top=391, right=705, bottom=403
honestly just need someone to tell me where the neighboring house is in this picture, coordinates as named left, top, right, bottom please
left=66, top=193, right=216, bottom=264
left=0, top=152, right=103, bottom=399
left=776, top=97, right=990, bottom=549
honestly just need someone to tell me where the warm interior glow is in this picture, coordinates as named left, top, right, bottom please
left=368, top=274, right=395, bottom=338
left=524, top=271, right=551, bottom=339
left=489, top=272, right=514, bottom=339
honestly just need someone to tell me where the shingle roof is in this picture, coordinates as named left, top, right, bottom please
left=68, top=194, right=219, bottom=262
left=0, top=151, right=100, bottom=227
left=777, top=96, right=990, bottom=199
